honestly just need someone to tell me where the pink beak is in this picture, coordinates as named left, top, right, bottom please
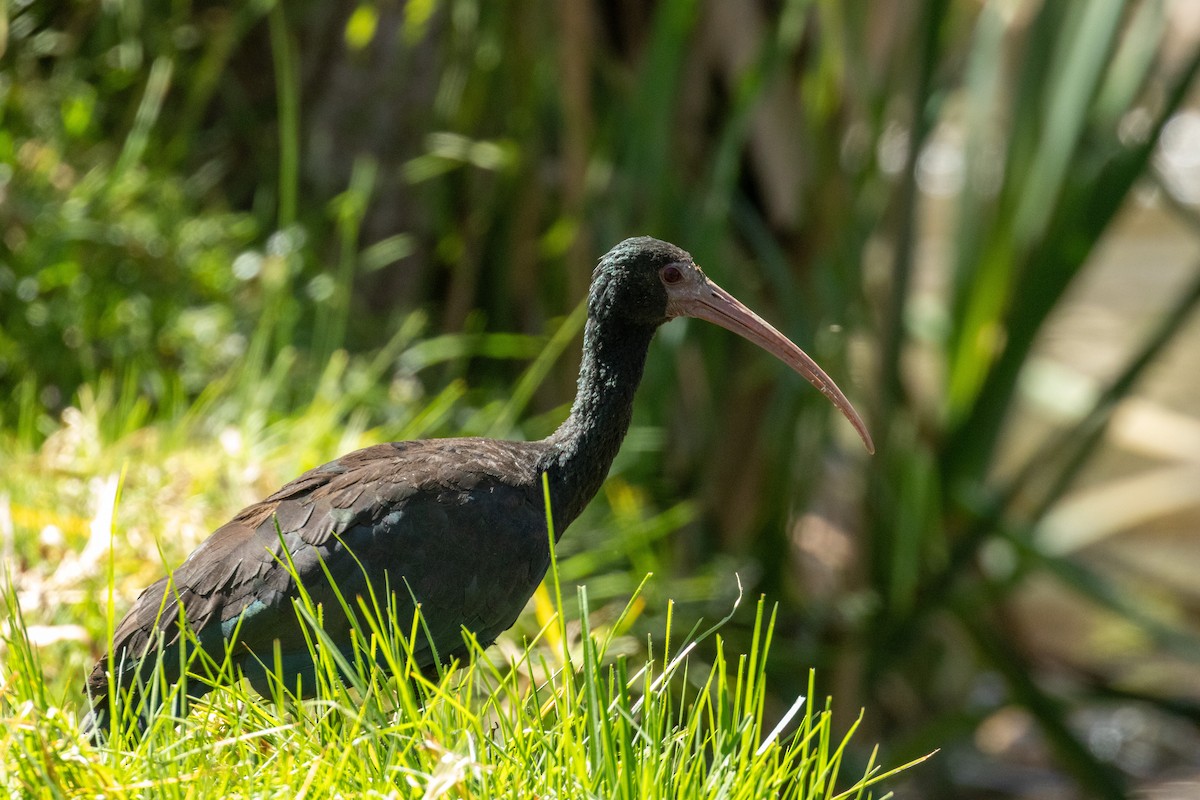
left=666, top=275, right=874, bottom=454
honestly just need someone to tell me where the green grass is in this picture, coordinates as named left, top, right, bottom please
left=4, top=600, right=922, bottom=799
left=2, top=485, right=924, bottom=799
left=0, top=328, right=922, bottom=797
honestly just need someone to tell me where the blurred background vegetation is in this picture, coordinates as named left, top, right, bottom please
left=4, top=0, right=1200, bottom=796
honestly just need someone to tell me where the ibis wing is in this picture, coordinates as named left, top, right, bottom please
left=88, top=439, right=552, bottom=700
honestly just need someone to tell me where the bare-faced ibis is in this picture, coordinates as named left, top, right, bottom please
left=84, top=237, right=872, bottom=736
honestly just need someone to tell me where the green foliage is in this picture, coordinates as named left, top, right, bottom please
left=0, top=1, right=267, bottom=431
left=854, top=4, right=1200, bottom=797
left=4, top=0, right=1200, bottom=796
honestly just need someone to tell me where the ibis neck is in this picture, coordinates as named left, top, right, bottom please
left=540, top=316, right=656, bottom=534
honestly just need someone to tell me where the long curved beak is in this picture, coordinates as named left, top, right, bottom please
left=666, top=277, right=875, bottom=454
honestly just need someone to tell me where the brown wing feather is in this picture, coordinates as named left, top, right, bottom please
left=86, top=438, right=552, bottom=704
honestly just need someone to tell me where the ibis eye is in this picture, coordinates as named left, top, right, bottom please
left=660, top=265, right=684, bottom=285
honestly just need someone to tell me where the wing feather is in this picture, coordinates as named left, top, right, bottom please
left=88, top=438, right=552, bottom=702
